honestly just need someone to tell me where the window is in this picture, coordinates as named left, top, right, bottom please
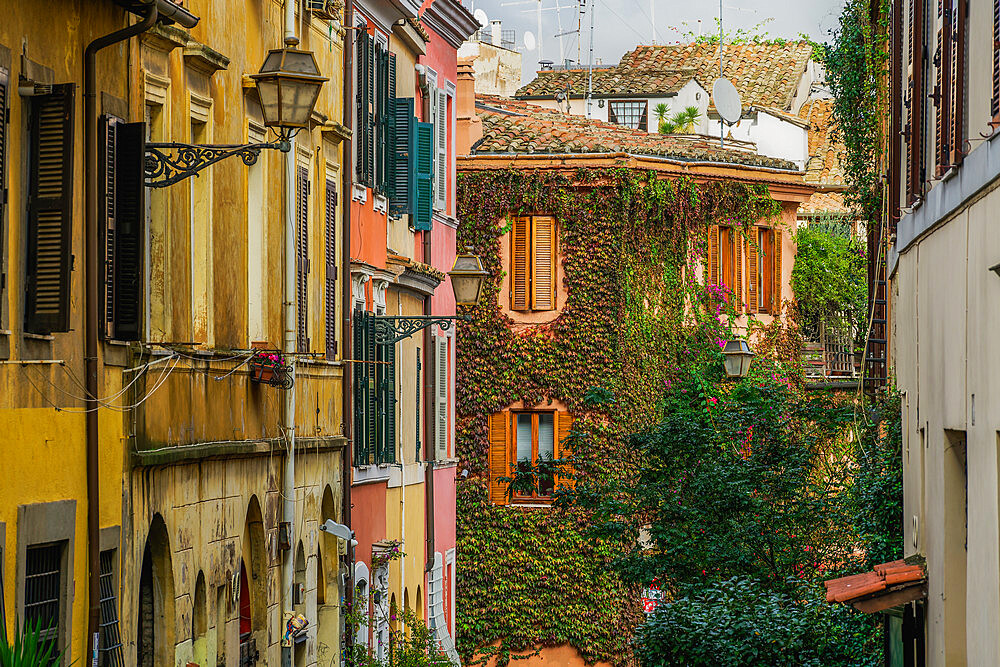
left=746, top=227, right=781, bottom=314
left=0, top=62, right=8, bottom=329
left=98, top=549, right=124, bottom=666
left=189, top=107, right=213, bottom=346
left=247, top=121, right=267, bottom=345
left=707, top=225, right=741, bottom=303
left=24, top=84, right=74, bottom=335
left=510, top=216, right=557, bottom=312
left=994, top=0, right=1000, bottom=120
left=355, top=26, right=396, bottom=194
left=324, top=174, right=338, bottom=360
left=907, top=0, right=926, bottom=203
left=487, top=410, right=574, bottom=505
left=433, top=335, right=449, bottom=460
left=608, top=100, right=649, bottom=131
left=353, top=308, right=396, bottom=466
left=433, top=88, right=448, bottom=211
left=24, top=543, right=63, bottom=650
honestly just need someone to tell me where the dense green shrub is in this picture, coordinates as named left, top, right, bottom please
left=791, top=222, right=867, bottom=338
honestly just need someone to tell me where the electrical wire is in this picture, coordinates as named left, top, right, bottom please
left=597, top=0, right=648, bottom=42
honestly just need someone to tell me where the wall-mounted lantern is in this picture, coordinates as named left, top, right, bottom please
left=448, top=251, right=489, bottom=307
left=722, top=339, right=755, bottom=379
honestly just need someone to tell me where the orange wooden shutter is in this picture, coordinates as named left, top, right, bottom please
left=747, top=232, right=759, bottom=314
left=555, top=412, right=575, bottom=491
left=488, top=412, right=510, bottom=505
left=510, top=217, right=529, bottom=310
left=734, top=230, right=743, bottom=312
left=708, top=226, right=719, bottom=286
left=531, top=216, right=557, bottom=310
left=772, top=230, right=783, bottom=315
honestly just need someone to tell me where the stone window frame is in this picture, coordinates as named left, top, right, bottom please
left=15, top=500, right=76, bottom=655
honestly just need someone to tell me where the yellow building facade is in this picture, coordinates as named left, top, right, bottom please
left=0, top=1, right=350, bottom=666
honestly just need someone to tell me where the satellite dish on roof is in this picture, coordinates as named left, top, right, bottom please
left=474, top=8, right=489, bottom=28
left=524, top=30, right=537, bottom=52
left=712, top=78, right=742, bottom=125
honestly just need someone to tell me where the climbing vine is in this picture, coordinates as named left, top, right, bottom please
left=453, top=167, right=780, bottom=665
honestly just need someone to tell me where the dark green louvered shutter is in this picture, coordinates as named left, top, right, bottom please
left=390, top=98, right=414, bottom=217
left=100, top=116, right=145, bottom=341
left=0, top=65, right=8, bottom=310
left=381, top=52, right=396, bottom=198
left=412, top=122, right=434, bottom=231
left=366, top=312, right=377, bottom=465
left=324, top=178, right=337, bottom=360
left=25, top=84, right=75, bottom=334
left=355, top=30, right=371, bottom=185
left=382, top=341, right=396, bottom=463
left=296, top=166, right=310, bottom=353
left=353, top=309, right=367, bottom=466
left=374, top=42, right=387, bottom=193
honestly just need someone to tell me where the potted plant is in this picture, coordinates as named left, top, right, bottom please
left=249, top=351, right=293, bottom=389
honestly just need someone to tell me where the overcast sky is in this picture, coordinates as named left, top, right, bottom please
left=465, top=0, right=847, bottom=84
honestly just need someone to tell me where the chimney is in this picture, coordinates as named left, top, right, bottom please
left=491, top=20, right=502, bottom=47
left=456, top=59, right=483, bottom=156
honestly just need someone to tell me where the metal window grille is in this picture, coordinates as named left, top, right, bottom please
left=98, top=550, right=124, bottom=666
left=24, top=543, right=62, bottom=647
left=608, top=101, right=648, bottom=130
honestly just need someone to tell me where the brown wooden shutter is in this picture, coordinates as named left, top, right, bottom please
left=772, top=230, right=783, bottom=315
left=910, top=0, right=926, bottom=202
left=993, top=0, right=1000, bottom=119
left=25, top=84, right=75, bottom=335
left=747, top=233, right=758, bottom=314
left=933, top=25, right=944, bottom=173
left=734, top=230, right=743, bottom=312
left=296, top=165, right=310, bottom=353
left=936, top=0, right=953, bottom=175
left=325, top=178, right=338, bottom=359
left=510, top=217, right=529, bottom=310
left=708, top=226, right=719, bottom=286
left=952, top=0, right=966, bottom=166
left=531, top=215, right=556, bottom=311
left=488, top=412, right=510, bottom=505
left=0, top=65, right=7, bottom=311
left=555, top=412, right=575, bottom=492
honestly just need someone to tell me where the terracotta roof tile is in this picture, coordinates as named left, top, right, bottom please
left=796, top=98, right=851, bottom=216
left=517, top=42, right=813, bottom=110
left=824, top=560, right=926, bottom=605
left=516, top=67, right=700, bottom=98
left=472, top=95, right=797, bottom=170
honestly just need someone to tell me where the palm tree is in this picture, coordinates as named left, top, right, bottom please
left=657, top=106, right=702, bottom=135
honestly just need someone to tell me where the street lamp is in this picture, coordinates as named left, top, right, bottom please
left=251, top=37, right=329, bottom=141
left=722, top=338, right=755, bottom=378
left=448, top=250, right=489, bottom=307
left=144, top=37, right=327, bottom=188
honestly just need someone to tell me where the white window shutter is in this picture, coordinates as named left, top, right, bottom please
left=435, top=336, right=449, bottom=460
left=434, top=89, right=447, bottom=211
left=428, top=552, right=460, bottom=665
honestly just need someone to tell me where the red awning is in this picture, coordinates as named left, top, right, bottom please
left=823, top=559, right=927, bottom=614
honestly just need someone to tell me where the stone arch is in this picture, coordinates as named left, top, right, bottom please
left=294, top=542, right=308, bottom=667
left=317, top=485, right=341, bottom=662
left=354, top=561, right=371, bottom=649
left=415, top=586, right=423, bottom=624
left=136, top=513, right=175, bottom=667
left=389, top=592, right=398, bottom=660
left=192, top=571, right=207, bottom=664
left=240, top=496, right=267, bottom=657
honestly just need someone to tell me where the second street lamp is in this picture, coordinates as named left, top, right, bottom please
left=144, top=38, right=327, bottom=188
left=448, top=250, right=490, bottom=307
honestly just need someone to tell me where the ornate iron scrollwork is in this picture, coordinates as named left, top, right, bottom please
left=145, top=141, right=289, bottom=188
left=373, top=315, right=471, bottom=345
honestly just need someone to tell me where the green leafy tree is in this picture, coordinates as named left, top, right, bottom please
left=791, top=221, right=867, bottom=339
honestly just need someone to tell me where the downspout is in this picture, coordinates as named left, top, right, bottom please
left=417, top=69, right=436, bottom=575
left=341, top=0, right=356, bottom=660
left=281, top=0, right=297, bottom=664
left=83, top=5, right=157, bottom=664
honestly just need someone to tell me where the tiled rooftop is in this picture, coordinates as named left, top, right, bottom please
left=517, top=42, right=814, bottom=111
left=471, top=95, right=798, bottom=170
left=797, top=98, right=850, bottom=215
left=824, top=560, right=926, bottom=609
left=516, top=67, right=699, bottom=98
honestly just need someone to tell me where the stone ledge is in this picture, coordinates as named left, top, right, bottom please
left=134, top=436, right=347, bottom=467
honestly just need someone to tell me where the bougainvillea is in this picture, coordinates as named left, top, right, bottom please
left=454, top=167, right=780, bottom=665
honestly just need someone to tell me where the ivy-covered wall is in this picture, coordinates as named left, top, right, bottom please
left=454, top=167, right=781, bottom=665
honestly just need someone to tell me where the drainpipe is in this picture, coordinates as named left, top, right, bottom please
left=281, top=1, right=298, bottom=665
left=341, top=0, right=356, bottom=660
left=416, top=68, right=436, bottom=575
left=84, top=5, right=157, bottom=664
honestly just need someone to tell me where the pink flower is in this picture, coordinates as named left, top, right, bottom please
left=707, top=397, right=718, bottom=405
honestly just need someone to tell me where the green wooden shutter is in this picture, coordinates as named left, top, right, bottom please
left=374, top=42, right=387, bottom=193
left=366, top=312, right=377, bottom=465
left=99, top=118, right=145, bottom=341
left=353, top=309, right=367, bottom=466
left=390, top=98, right=414, bottom=217
left=365, top=35, right=376, bottom=187
left=380, top=341, right=396, bottom=464
left=324, top=178, right=338, bottom=360
left=412, top=122, right=434, bottom=231
left=0, top=65, right=8, bottom=311
left=25, top=84, right=75, bottom=335
left=296, top=166, right=310, bottom=353
left=356, top=30, right=371, bottom=185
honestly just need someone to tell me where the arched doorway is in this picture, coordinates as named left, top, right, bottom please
left=136, top=514, right=175, bottom=667
left=192, top=571, right=207, bottom=664
left=293, top=542, right=307, bottom=667
left=239, top=496, right=266, bottom=665
left=317, top=485, right=341, bottom=666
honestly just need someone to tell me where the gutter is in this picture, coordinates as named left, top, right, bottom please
left=460, top=151, right=804, bottom=175
left=83, top=3, right=159, bottom=663
left=340, top=0, right=356, bottom=659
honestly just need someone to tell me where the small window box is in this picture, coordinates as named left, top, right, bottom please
left=249, top=352, right=293, bottom=389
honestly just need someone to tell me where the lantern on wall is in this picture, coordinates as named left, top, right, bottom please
left=722, top=339, right=755, bottom=378
left=448, top=251, right=489, bottom=307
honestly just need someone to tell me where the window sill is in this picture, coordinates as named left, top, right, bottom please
left=509, top=501, right=552, bottom=509
left=352, top=184, right=368, bottom=203
left=23, top=332, right=55, bottom=341
left=353, top=464, right=392, bottom=485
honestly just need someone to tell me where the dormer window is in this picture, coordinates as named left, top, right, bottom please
left=608, top=100, right=648, bottom=131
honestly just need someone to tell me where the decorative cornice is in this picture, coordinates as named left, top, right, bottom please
left=321, top=121, right=353, bottom=143
left=422, top=0, right=480, bottom=49
left=141, top=23, right=189, bottom=53
left=183, top=40, right=230, bottom=76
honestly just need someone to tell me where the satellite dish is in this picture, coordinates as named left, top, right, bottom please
left=712, top=78, right=742, bottom=124
left=474, top=8, right=489, bottom=28
left=524, top=30, right=537, bottom=52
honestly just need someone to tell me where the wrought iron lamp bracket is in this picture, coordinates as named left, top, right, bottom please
left=145, top=140, right=291, bottom=188
left=372, top=315, right=471, bottom=345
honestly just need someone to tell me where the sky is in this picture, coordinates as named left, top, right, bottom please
left=465, top=0, right=847, bottom=84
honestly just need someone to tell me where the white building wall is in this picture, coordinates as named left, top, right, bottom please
left=706, top=112, right=808, bottom=169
